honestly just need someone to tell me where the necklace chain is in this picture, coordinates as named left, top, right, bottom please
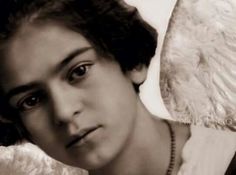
left=164, top=120, right=176, bottom=175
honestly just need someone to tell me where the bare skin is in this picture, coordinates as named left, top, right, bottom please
left=0, top=22, right=190, bottom=175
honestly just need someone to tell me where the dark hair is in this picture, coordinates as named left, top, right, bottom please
left=0, top=0, right=157, bottom=145
left=0, top=0, right=157, bottom=70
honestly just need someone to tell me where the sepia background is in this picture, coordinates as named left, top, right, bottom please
left=1, top=0, right=236, bottom=174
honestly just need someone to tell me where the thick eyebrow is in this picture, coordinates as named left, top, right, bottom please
left=6, top=83, right=40, bottom=101
left=5, top=46, right=92, bottom=101
left=55, top=46, right=92, bottom=73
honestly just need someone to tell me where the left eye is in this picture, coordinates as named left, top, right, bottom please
left=16, top=91, right=45, bottom=112
left=68, top=64, right=92, bottom=82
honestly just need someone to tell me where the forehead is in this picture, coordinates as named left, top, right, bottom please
left=0, top=23, right=92, bottom=89
left=7, top=22, right=91, bottom=60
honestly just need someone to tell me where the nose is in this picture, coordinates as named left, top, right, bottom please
left=48, top=83, right=82, bottom=126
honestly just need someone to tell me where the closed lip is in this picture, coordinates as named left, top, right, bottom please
left=65, top=125, right=101, bottom=149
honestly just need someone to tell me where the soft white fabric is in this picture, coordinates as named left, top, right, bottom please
left=178, top=125, right=236, bottom=175
left=0, top=125, right=235, bottom=175
left=0, top=143, right=87, bottom=175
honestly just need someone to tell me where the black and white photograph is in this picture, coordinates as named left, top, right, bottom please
left=0, top=0, right=235, bottom=174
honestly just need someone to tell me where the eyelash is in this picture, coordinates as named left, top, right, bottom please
left=17, top=91, right=45, bottom=112
left=15, top=63, right=93, bottom=112
left=67, top=62, right=93, bottom=83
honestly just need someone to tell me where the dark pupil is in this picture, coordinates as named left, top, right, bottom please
left=25, top=96, right=39, bottom=106
left=74, top=66, right=86, bottom=76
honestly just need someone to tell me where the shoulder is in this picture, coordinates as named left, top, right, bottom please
left=178, top=124, right=236, bottom=175
left=168, top=120, right=190, bottom=147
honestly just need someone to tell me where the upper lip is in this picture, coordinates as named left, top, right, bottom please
left=65, top=125, right=100, bottom=149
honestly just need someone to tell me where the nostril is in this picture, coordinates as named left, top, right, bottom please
left=54, top=120, right=65, bottom=127
left=54, top=111, right=80, bottom=127
left=73, top=111, right=80, bottom=116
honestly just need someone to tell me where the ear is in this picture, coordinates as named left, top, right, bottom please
left=127, top=64, right=148, bottom=84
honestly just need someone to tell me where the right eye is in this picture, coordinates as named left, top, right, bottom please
left=67, top=62, right=93, bottom=83
left=16, top=91, right=45, bottom=112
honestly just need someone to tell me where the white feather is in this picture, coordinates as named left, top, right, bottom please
left=160, top=0, right=236, bottom=130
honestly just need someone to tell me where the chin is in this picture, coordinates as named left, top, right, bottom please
left=77, top=156, right=112, bottom=170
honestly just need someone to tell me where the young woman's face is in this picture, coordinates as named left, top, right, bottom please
left=0, top=23, right=146, bottom=169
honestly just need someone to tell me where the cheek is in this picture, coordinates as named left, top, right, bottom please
left=86, top=84, right=137, bottom=153
left=22, top=112, right=66, bottom=159
left=84, top=67, right=138, bottom=129
left=22, top=109, right=54, bottom=142
left=77, top=75, right=138, bottom=164
left=86, top=84, right=137, bottom=128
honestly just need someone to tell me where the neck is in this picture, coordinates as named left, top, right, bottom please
left=90, top=100, right=171, bottom=175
